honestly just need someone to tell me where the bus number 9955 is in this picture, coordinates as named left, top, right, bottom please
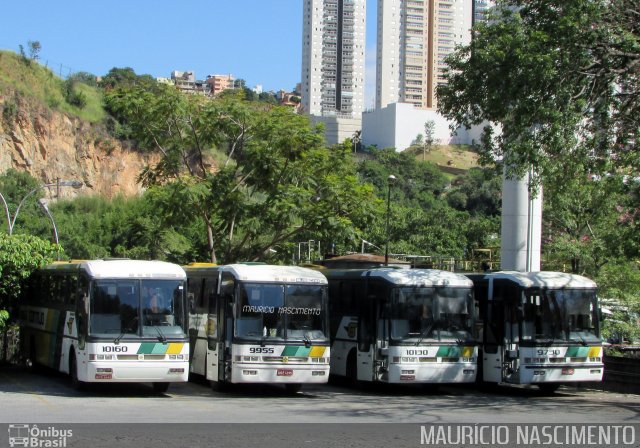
left=249, top=347, right=274, bottom=354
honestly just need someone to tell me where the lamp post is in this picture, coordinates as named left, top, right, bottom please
left=0, top=178, right=82, bottom=238
left=384, top=175, right=396, bottom=266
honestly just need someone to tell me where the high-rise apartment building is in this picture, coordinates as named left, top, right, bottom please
left=301, top=0, right=367, bottom=119
left=375, top=0, right=473, bottom=110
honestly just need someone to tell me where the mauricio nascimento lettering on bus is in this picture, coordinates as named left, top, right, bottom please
left=8, top=424, right=73, bottom=448
left=420, top=424, right=636, bottom=445
left=241, top=305, right=321, bottom=315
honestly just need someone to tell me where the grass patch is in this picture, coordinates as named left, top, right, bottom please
left=0, top=50, right=104, bottom=123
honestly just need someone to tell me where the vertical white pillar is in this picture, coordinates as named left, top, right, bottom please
left=500, top=169, right=542, bottom=272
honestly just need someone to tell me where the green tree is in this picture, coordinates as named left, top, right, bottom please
left=597, top=261, right=640, bottom=344
left=0, top=234, right=58, bottom=327
left=99, top=67, right=155, bottom=90
left=0, top=169, right=43, bottom=236
left=542, top=167, right=639, bottom=275
left=437, top=0, right=639, bottom=186
left=446, top=167, right=502, bottom=217
left=104, top=85, right=378, bottom=263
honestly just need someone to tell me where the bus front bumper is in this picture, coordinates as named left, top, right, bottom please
left=85, top=360, right=189, bottom=383
left=385, top=362, right=477, bottom=384
left=230, top=363, right=330, bottom=384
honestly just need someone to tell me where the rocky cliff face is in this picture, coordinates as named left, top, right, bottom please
left=0, top=93, right=157, bottom=200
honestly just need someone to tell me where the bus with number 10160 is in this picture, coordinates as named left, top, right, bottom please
left=20, top=259, right=189, bottom=392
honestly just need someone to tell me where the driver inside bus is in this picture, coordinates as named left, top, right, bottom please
left=145, top=289, right=169, bottom=325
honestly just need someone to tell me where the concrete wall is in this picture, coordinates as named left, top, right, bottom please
left=311, top=115, right=363, bottom=146
left=361, top=102, right=486, bottom=151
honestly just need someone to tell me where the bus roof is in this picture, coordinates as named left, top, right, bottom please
left=483, top=271, right=596, bottom=289
left=222, top=264, right=328, bottom=284
left=324, top=268, right=472, bottom=287
left=43, top=259, right=186, bottom=280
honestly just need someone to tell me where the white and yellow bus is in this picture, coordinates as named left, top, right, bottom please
left=468, top=271, right=604, bottom=392
left=185, top=263, right=330, bottom=393
left=325, top=268, right=477, bottom=385
left=20, top=259, right=189, bottom=393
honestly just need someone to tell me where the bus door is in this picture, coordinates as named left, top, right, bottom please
left=487, top=280, right=522, bottom=383
left=203, top=274, right=221, bottom=382
left=482, top=278, right=503, bottom=383
left=356, top=278, right=379, bottom=382
left=216, top=272, right=235, bottom=383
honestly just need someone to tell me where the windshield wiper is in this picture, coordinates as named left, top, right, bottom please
left=569, top=336, right=588, bottom=346
left=152, top=325, right=167, bottom=343
left=415, top=323, right=435, bottom=346
left=115, top=317, right=137, bottom=344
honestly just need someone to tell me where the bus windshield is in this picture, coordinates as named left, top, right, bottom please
left=523, top=288, right=600, bottom=344
left=89, top=279, right=186, bottom=339
left=237, top=282, right=327, bottom=342
left=387, top=286, right=474, bottom=343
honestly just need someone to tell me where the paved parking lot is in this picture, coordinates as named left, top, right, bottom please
left=1, top=365, right=638, bottom=447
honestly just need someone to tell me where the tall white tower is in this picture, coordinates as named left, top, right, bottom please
left=376, top=0, right=473, bottom=111
left=301, top=0, right=367, bottom=118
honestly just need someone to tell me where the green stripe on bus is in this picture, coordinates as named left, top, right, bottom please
left=436, top=346, right=460, bottom=357
left=151, top=344, right=168, bottom=355
left=281, top=346, right=311, bottom=357
left=566, top=346, right=589, bottom=357
left=137, top=343, right=157, bottom=354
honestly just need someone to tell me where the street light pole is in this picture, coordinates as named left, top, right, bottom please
left=0, top=192, right=12, bottom=234
left=0, top=179, right=82, bottom=239
left=384, top=175, right=396, bottom=266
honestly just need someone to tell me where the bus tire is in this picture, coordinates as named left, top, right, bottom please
left=152, top=382, right=170, bottom=394
left=210, top=380, right=228, bottom=392
left=537, top=383, right=560, bottom=394
left=69, top=352, right=85, bottom=391
left=346, top=350, right=358, bottom=387
left=285, top=383, right=302, bottom=394
left=27, top=338, right=38, bottom=373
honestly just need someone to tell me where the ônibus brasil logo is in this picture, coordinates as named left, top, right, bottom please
left=8, top=424, right=72, bottom=448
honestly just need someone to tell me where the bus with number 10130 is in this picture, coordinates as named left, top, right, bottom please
left=325, top=268, right=477, bottom=385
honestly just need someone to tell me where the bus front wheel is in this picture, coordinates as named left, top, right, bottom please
left=152, top=382, right=170, bottom=394
left=285, top=383, right=302, bottom=394
left=69, top=353, right=85, bottom=391
left=537, top=383, right=560, bottom=394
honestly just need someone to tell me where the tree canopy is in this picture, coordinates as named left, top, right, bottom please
left=437, top=0, right=639, bottom=184
left=104, top=85, right=378, bottom=263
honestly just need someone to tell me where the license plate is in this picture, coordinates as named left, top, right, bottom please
left=95, top=373, right=112, bottom=380
left=277, top=369, right=293, bottom=377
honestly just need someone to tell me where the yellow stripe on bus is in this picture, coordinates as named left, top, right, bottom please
left=309, top=346, right=326, bottom=358
left=588, top=346, right=602, bottom=358
left=166, top=343, right=184, bottom=355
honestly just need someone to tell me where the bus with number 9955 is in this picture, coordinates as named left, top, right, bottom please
left=184, top=263, right=330, bottom=393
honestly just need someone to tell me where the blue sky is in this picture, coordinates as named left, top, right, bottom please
left=1, top=0, right=378, bottom=107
